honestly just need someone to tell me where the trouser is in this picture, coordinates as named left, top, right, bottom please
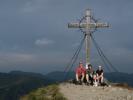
left=76, top=73, right=85, bottom=82
left=97, top=75, right=103, bottom=83
left=86, top=74, right=94, bottom=83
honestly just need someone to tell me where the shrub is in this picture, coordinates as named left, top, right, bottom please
left=20, top=84, right=67, bottom=100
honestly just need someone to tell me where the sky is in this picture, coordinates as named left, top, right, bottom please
left=0, top=0, right=133, bottom=74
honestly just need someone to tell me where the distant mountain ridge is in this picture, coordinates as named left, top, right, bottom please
left=45, top=71, right=133, bottom=87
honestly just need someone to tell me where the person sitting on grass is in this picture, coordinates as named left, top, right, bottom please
left=75, top=62, right=86, bottom=84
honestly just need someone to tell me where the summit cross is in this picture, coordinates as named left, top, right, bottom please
left=68, top=9, right=109, bottom=67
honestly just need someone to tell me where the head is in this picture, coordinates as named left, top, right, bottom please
left=98, top=66, right=102, bottom=70
left=79, top=62, right=83, bottom=68
left=88, top=64, right=92, bottom=69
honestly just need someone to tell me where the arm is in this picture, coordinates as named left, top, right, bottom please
left=100, top=70, right=103, bottom=77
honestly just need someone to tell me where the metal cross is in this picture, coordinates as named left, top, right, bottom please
left=68, top=9, right=109, bottom=67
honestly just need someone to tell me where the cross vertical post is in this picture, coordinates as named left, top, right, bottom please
left=85, top=9, right=91, bottom=67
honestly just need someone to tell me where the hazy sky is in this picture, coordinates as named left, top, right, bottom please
left=0, top=0, right=133, bottom=74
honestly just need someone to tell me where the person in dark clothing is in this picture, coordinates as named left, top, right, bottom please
left=96, top=66, right=104, bottom=84
left=86, top=64, right=95, bottom=85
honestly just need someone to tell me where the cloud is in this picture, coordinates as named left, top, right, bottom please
left=72, top=42, right=80, bottom=47
left=21, top=0, right=45, bottom=13
left=0, top=52, right=35, bottom=64
left=22, top=1, right=35, bottom=13
left=0, top=51, right=69, bottom=73
left=35, top=38, right=55, bottom=46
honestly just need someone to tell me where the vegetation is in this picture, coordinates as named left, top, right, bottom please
left=20, top=84, right=67, bottom=100
left=0, top=71, right=54, bottom=100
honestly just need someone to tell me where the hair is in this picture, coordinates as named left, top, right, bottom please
left=79, top=62, right=83, bottom=64
left=88, top=64, right=92, bottom=67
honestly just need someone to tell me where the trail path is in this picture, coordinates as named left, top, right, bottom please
left=59, top=83, right=133, bottom=100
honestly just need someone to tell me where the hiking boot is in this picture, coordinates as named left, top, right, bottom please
left=79, top=81, right=83, bottom=85
left=86, top=81, right=90, bottom=86
left=75, top=81, right=80, bottom=85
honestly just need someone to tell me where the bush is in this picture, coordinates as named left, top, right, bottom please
left=20, top=84, right=67, bottom=100
left=53, top=92, right=67, bottom=100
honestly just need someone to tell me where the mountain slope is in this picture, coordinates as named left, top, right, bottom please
left=0, top=71, right=133, bottom=100
left=20, top=84, right=67, bottom=100
left=0, top=71, right=54, bottom=100
left=21, top=83, right=133, bottom=100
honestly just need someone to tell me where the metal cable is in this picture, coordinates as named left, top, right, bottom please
left=91, top=34, right=118, bottom=72
left=91, top=35, right=111, bottom=72
left=63, top=35, right=86, bottom=81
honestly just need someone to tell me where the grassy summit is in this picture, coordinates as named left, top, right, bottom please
left=20, top=84, right=67, bottom=100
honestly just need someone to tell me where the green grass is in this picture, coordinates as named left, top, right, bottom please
left=20, top=84, right=67, bottom=100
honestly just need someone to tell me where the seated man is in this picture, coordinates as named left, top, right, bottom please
left=96, top=66, right=104, bottom=84
left=75, top=62, right=86, bottom=84
left=86, top=64, right=94, bottom=85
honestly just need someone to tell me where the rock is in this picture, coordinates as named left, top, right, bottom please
left=59, top=83, right=133, bottom=100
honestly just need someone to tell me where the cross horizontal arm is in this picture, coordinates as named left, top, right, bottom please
left=96, top=23, right=109, bottom=28
left=68, top=22, right=109, bottom=29
left=68, top=22, right=80, bottom=28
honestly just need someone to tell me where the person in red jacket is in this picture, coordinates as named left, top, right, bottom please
left=75, top=62, right=86, bottom=84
